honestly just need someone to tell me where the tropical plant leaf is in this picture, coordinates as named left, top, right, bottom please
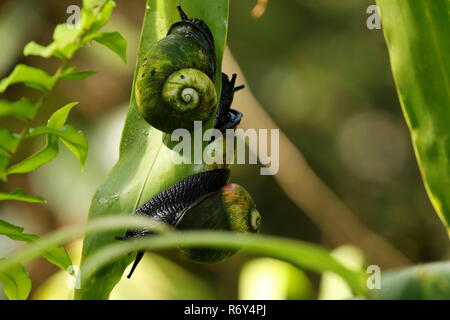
left=0, top=64, right=56, bottom=93
left=0, top=219, right=72, bottom=271
left=0, top=189, right=45, bottom=203
left=0, top=261, right=31, bottom=300
left=89, top=32, right=128, bottom=63
left=0, top=98, right=40, bottom=120
left=376, top=0, right=450, bottom=229
left=77, top=0, right=230, bottom=300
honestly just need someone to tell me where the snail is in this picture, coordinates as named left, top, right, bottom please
left=120, top=169, right=262, bottom=278
left=135, top=6, right=218, bottom=133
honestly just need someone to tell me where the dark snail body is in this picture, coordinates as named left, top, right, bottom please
left=135, top=6, right=218, bottom=133
left=124, top=169, right=230, bottom=239
left=121, top=169, right=261, bottom=278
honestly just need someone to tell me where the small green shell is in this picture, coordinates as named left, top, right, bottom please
left=177, top=183, right=261, bottom=263
left=135, top=22, right=217, bottom=133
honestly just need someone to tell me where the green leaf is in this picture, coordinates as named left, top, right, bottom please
left=0, top=151, right=9, bottom=179
left=81, top=0, right=116, bottom=34
left=47, top=102, right=78, bottom=129
left=0, top=219, right=72, bottom=271
left=24, top=41, right=60, bottom=59
left=40, top=247, right=73, bottom=272
left=24, top=0, right=117, bottom=60
left=376, top=261, right=450, bottom=300
left=0, top=64, right=56, bottom=93
left=7, top=136, right=59, bottom=175
left=0, top=261, right=31, bottom=300
left=89, top=31, right=127, bottom=63
left=6, top=102, right=87, bottom=174
left=0, top=215, right=367, bottom=299
left=0, top=219, right=36, bottom=242
left=0, top=128, right=21, bottom=153
left=376, top=0, right=450, bottom=229
left=0, top=98, right=41, bottom=120
left=27, top=126, right=87, bottom=168
left=24, top=24, right=83, bottom=60
left=60, top=67, right=97, bottom=81
left=78, top=0, right=230, bottom=299
left=0, top=189, right=45, bottom=203
left=83, top=0, right=111, bottom=10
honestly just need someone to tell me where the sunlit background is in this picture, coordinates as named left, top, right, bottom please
left=0, top=0, right=449, bottom=299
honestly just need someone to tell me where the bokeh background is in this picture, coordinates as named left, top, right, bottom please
left=0, top=0, right=449, bottom=299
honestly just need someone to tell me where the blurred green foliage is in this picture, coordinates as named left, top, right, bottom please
left=0, top=0, right=449, bottom=299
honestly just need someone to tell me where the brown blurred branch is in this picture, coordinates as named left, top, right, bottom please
left=223, top=48, right=411, bottom=269
left=251, top=0, right=268, bottom=19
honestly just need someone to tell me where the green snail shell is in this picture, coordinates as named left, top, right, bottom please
left=176, top=183, right=262, bottom=263
left=135, top=21, right=218, bottom=133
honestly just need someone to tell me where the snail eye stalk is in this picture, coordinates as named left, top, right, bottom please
left=177, top=5, right=189, bottom=20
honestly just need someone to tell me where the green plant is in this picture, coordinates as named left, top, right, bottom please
left=0, top=0, right=127, bottom=300
left=376, top=0, right=450, bottom=231
left=0, top=215, right=368, bottom=297
left=1, top=0, right=450, bottom=302
left=75, top=0, right=231, bottom=300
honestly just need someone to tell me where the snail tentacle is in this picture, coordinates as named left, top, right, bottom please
left=214, top=73, right=244, bottom=132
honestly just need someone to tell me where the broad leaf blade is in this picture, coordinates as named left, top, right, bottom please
left=377, top=0, right=450, bottom=228
left=77, top=0, right=230, bottom=299
left=376, top=261, right=450, bottom=300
